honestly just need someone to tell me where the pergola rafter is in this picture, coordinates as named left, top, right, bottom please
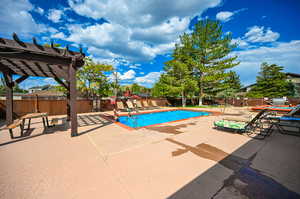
left=0, top=33, right=85, bottom=137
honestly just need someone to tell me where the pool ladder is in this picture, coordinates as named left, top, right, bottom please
left=127, top=109, right=139, bottom=128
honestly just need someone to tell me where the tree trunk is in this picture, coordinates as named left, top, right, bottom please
left=198, top=87, right=203, bottom=106
left=181, top=91, right=186, bottom=107
left=198, top=76, right=204, bottom=106
left=99, top=96, right=102, bottom=112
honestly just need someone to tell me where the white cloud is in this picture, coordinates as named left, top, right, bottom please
left=52, top=32, right=66, bottom=39
left=66, top=0, right=224, bottom=64
left=216, top=8, right=246, bottom=22
left=231, top=38, right=248, bottom=48
left=216, top=11, right=234, bottom=22
left=134, top=71, right=162, bottom=87
left=19, top=77, right=58, bottom=89
left=231, top=26, right=280, bottom=49
left=68, top=0, right=221, bottom=27
left=245, top=26, right=280, bottom=43
left=129, top=65, right=140, bottom=69
left=120, top=70, right=136, bottom=80
left=66, top=22, right=176, bottom=61
left=47, top=9, right=64, bottom=23
left=131, top=17, right=189, bottom=44
left=35, top=7, right=44, bottom=14
left=109, top=69, right=136, bottom=81
left=231, top=40, right=300, bottom=85
left=0, top=0, right=46, bottom=37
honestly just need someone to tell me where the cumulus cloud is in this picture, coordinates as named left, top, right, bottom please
left=134, top=71, right=162, bottom=87
left=65, top=0, right=223, bottom=63
left=52, top=32, right=66, bottom=39
left=216, top=11, right=234, bottom=22
left=216, top=8, right=247, bottom=22
left=231, top=26, right=280, bottom=48
left=231, top=40, right=300, bottom=85
left=66, top=22, right=176, bottom=61
left=109, top=70, right=136, bottom=82
left=68, top=0, right=221, bottom=27
left=231, top=38, right=249, bottom=48
left=35, top=7, right=44, bottom=15
left=47, top=9, right=64, bottom=23
left=245, top=26, right=280, bottom=43
left=0, top=0, right=46, bottom=37
left=131, top=17, right=189, bottom=44
left=19, top=77, right=58, bottom=89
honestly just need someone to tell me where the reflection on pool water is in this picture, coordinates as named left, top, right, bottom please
left=118, top=110, right=210, bottom=128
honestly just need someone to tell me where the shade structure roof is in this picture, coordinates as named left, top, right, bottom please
left=0, top=33, right=85, bottom=137
left=0, top=33, right=85, bottom=79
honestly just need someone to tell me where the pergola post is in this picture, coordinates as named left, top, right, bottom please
left=67, top=82, right=70, bottom=121
left=3, top=72, right=13, bottom=125
left=69, top=58, right=78, bottom=137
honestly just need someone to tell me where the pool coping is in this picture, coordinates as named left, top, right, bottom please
left=103, top=108, right=221, bottom=131
left=251, top=105, right=294, bottom=112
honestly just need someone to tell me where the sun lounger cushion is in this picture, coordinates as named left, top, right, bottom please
left=214, top=120, right=246, bottom=130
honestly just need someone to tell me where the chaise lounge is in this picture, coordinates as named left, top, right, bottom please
left=214, top=109, right=269, bottom=138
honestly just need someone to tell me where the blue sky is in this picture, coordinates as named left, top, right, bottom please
left=0, top=0, right=299, bottom=89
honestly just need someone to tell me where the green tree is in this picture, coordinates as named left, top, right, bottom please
left=13, top=84, right=27, bottom=93
left=247, top=63, right=294, bottom=98
left=154, top=45, right=198, bottom=107
left=77, top=57, right=113, bottom=98
left=0, top=74, right=27, bottom=94
left=223, top=71, right=242, bottom=90
left=131, top=83, right=142, bottom=94
left=191, top=19, right=239, bottom=105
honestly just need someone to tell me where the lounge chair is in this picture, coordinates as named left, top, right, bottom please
left=142, top=100, right=152, bottom=109
left=135, top=100, right=144, bottom=110
left=126, top=100, right=135, bottom=111
left=266, top=105, right=300, bottom=136
left=214, top=109, right=268, bottom=137
left=150, top=100, right=160, bottom=109
left=116, top=101, right=128, bottom=112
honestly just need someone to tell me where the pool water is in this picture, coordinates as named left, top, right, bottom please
left=117, top=110, right=210, bottom=128
left=269, top=106, right=294, bottom=109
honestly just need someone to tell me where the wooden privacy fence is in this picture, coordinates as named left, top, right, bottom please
left=0, top=100, right=92, bottom=117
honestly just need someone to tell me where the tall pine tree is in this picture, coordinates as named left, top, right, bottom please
left=247, top=62, right=294, bottom=98
left=191, top=19, right=239, bottom=105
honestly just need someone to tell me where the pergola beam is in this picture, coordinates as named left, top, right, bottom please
left=54, top=77, right=68, bottom=89
left=15, top=75, right=29, bottom=84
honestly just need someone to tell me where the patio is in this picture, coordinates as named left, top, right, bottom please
left=0, top=107, right=299, bottom=199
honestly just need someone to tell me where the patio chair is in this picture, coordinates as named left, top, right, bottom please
left=135, top=100, right=144, bottom=110
left=126, top=100, right=135, bottom=111
left=150, top=100, right=160, bottom=109
left=266, top=105, right=300, bottom=136
left=142, top=100, right=152, bottom=110
left=116, top=101, right=128, bottom=112
left=214, top=109, right=268, bottom=137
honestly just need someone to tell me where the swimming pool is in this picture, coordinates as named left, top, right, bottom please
left=117, top=110, right=210, bottom=128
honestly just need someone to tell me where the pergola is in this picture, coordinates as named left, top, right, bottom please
left=0, top=33, right=85, bottom=137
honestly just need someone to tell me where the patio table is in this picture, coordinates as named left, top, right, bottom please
left=21, top=112, right=50, bottom=131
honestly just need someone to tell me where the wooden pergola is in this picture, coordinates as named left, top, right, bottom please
left=0, top=33, right=85, bottom=137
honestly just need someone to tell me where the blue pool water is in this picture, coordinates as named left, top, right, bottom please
left=118, top=110, right=210, bottom=128
left=269, top=106, right=294, bottom=109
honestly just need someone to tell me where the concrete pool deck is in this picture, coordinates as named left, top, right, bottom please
left=0, top=107, right=299, bottom=199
